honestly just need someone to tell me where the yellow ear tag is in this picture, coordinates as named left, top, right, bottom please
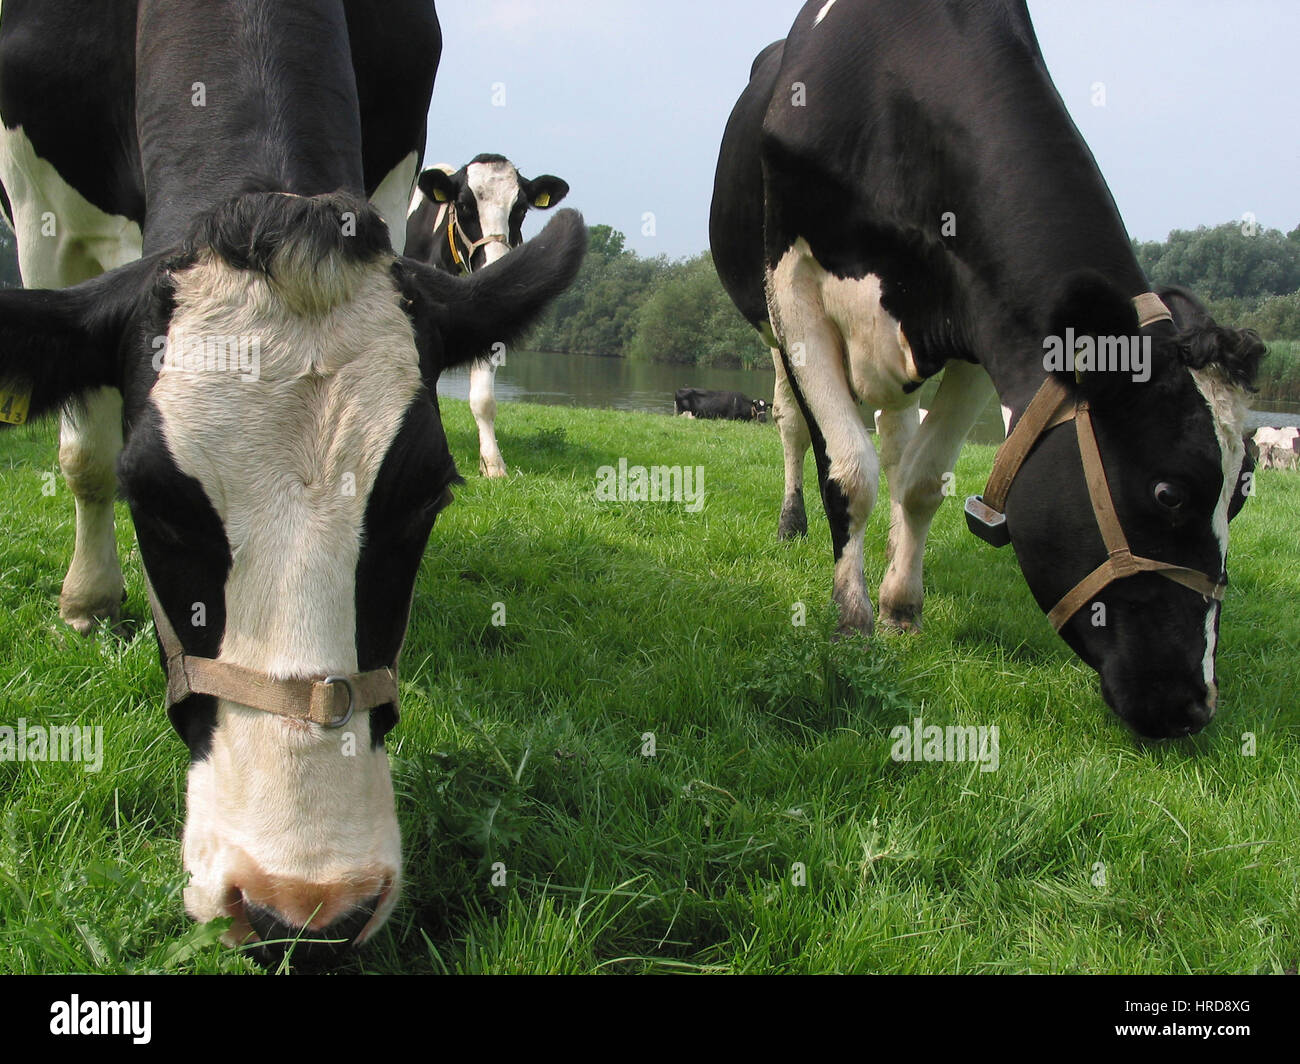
left=533, top=192, right=551, bottom=208
left=0, top=384, right=31, bottom=425
left=433, top=187, right=449, bottom=202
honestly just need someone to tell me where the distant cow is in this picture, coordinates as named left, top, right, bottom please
left=675, top=388, right=768, bottom=422
left=1254, top=426, right=1300, bottom=469
left=407, top=155, right=570, bottom=477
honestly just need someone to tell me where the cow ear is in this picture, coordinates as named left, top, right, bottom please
left=0, top=256, right=156, bottom=426
left=417, top=167, right=460, bottom=204
left=524, top=175, right=569, bottom=210
left=1176, top=321, right=1265, bottom=391
left=396, top=209, right=586, bottom=375
left=1044, top=269, right=1139, bottom=402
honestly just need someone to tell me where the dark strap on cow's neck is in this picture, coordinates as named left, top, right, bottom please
left=145, top=577, right=399, bottom=728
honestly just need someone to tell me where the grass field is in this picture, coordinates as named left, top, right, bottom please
left=1, top=399, right=1297, bottom=974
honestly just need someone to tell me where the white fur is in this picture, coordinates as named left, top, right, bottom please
left=814, top=0, right=839, bottom=27
left=152, top=251, right=421, bottom=942
left=1188, top=366, right=1248, bottom=706
left=463, top=159, right=526, bottom=478
left=0, top=123, right=144, bottom=632
left=370, top=150, right=419, bottom=255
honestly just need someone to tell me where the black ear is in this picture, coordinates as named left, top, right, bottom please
left=1044, top=269, right=1141, bottom=400
left=417, top=167, right=462, bottom=205
left=522, top=174, right=569, bottom=210
left=1177, top=322, right=1266, bottom=391
left=0, top=255, right=159, bottom=426
left=397, top=208, right=586, bottom=373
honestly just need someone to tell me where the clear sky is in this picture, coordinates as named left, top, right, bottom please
left=424, top=1, right=1298, bottom=260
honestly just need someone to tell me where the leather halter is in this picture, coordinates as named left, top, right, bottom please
left=964, top=293, right=1227, bottom=631
left=432, top=201, right=509, bottom=275
left=145, top=577, right=399, bottom=730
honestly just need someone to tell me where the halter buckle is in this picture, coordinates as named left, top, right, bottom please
left=321, top=676, right=355, bottom=729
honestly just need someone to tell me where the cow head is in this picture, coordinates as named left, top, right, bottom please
left=0, top=191, right=585, bottom=962
left=1003, top=273, right=1263, bottom=739
left=417, top=154, right=569, bottom=271
left=752, top=398, right=769, bottom=422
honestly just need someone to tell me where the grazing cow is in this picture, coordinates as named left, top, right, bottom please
left=1253, top=426, right=1300, bottom=470
left=710, top=0, right=1263, bottom=739
left=674, top=387, right=768, bottom=422
left=406, top=155, right=570, bottom=477
left=0, top=0, right=585, bottom=961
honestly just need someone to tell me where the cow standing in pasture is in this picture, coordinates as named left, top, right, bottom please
left=407, top=155, right=570, bottom=477
left=710, top=0, right=1263, bottom=739
left=0, top=0, right=585, bottom=960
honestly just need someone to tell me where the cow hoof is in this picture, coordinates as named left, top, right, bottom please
left=59, top=592, right=123, bottom=637
left=831, top=596, right=874, bottom=639
left=479, top=457, right=508, bottom=479
left=880, top=605, right=922, bottom=633
left=777, top=499, right=807, bottom=540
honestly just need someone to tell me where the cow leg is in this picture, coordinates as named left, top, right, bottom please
left=875, top=402, right=921, bottom=630
left=469, top=357, right=506, bottom=478
left=1, top=165, right=140, bottom=634
left=773, top=346, right=811, bottom=539
left=878, top=360, right=996, bottom=631
left=769, top=256, right=878, bottom=636
left=58, top=389, right=126, bottom=633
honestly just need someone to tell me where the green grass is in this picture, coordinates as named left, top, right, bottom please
left=1258, top=340, right=1300, bottom=404
left=1, top=400, right=1298, bottom=974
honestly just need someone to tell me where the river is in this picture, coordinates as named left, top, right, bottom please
left=436, top=350, right=1300, bottom=445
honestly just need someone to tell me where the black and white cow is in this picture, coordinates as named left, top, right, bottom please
left=710, top=0, right=1263, bottom=739
left=674, top=387, right=768, bottom=422
left=406, top=155, right=570, bottom=477
left=0, top=0, right=585, bottom=959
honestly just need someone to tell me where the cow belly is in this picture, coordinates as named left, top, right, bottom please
left=369, top=150, right=419, bottom=256
left=769, top=239, right=921, bottom=412
left=0, top=125, right=142, bottom=282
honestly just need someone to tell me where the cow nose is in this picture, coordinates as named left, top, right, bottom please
left=228, top=869, right=396, bottom=968
left=244, top=892, right=385, bottom=969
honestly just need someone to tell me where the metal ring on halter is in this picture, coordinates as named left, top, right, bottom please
left=321, top=676, right=355, bottom=729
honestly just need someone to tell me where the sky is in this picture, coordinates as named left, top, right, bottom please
left=424, top=1, right=1298, bottom=260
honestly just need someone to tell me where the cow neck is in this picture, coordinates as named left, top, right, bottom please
left=963, top=292, right=1227, bottom=631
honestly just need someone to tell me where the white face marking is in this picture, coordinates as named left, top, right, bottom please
left=1188, top=366, right=1248, bottom=703
left=465, top=160, right=523, bottom=267
left=814, top=0, right=839, bottom=27
left=150, top=249, right=423, bottom=941
left=369, top=150, right=419, bottom=255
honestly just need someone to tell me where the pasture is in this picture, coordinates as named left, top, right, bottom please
left=1, top=398, right=1297, bottom=974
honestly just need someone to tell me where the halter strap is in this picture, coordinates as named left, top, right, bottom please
left=434, top=201, right=509, bottom=276
left=145, top=577, right=399, bottom=729
left=965, top=292, right=1226, bottom=631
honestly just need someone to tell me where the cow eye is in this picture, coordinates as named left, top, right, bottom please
left=1153, top=481, right=1186, bottom=510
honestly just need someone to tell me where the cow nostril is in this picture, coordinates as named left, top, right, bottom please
left=243, top=891, right=385, bottom=970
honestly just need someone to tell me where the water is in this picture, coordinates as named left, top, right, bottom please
left=436, top=350, right=1300, bottom=445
